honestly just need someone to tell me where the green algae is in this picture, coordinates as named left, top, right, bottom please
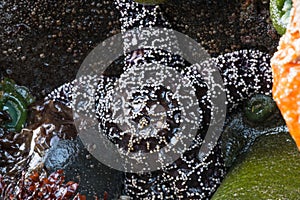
left=213, top=132, right=300, bottom=199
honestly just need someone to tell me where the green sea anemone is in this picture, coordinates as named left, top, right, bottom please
left=270, top=0, right=292, bottom=35
left=0, top=78, right=35, bottom=132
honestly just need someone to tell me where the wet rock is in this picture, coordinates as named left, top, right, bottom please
left=161, top=0, right=280, bottom=56
left=213, top=132, right=300, bottom=199
left=0, top=0, right=120, bottom=100
left=44, top=138, right=79, bottom=171
left=45, top=137, right=124, bottom=199
left=29, top=98, right=124, bottom=199
left=221, top=98, right=285, bottom=169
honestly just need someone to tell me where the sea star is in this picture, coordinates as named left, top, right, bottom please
left=45, top=0, right=273, bottom=199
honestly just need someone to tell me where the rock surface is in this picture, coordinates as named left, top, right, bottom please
left=0, top=0, right=280, bottom=99
left=213, top=132, right=300, bottom=199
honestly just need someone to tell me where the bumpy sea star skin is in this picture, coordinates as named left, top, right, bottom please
left=46, top=49, right=272, bottom=199
left=205, top=49, right=272, bottom=110
left=118, top=51, right=272, bottom=199
left=45, top=0, right=273, bottom=199
left=116, top=1, right=272, bottom=199
left=115, top=0, right=170, bottom=31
